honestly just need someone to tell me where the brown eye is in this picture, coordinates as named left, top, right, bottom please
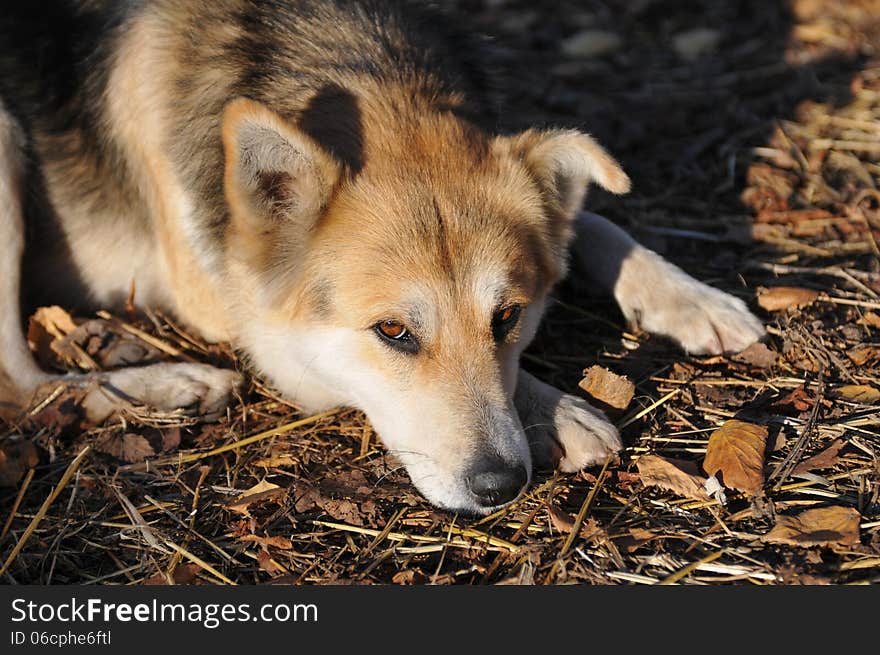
left=492, top=304, right=522, bottom=342
left=378, top=320, right=407, bottom=340
left=374, top=320, right=419, bottom=354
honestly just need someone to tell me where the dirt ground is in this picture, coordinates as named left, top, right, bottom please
left=2, top=0, right=879, bottom=585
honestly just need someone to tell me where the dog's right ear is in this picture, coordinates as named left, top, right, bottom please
left=222, top=98, right=341, bottom=235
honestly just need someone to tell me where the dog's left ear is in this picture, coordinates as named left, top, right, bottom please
left=500, top=129, right=630, bottom=218
left=222, top=97, right=341, bottom=235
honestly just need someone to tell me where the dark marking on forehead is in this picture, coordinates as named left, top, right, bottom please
left=432, top=196, right=454, bottom=281
left=307, top=277, right=335, bottom=319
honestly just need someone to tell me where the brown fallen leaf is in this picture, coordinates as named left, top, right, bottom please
left=320, top=498, right=364, bottom=526
left=546, top=505, right=602, bottom=540
left=238, top=534, right=294, bottom=550
left=579, top=365, right=635, bottom=410
left=771, top=386, right=815, bottom=414
left=253, top=453, right=299, bottom=468
left=762, top=506, right=861, bottom=548
left=757, top=286, right=819, bottom=311
left=847, top=345, right=879, bottom=366
left=832, top=385, right=880, bottom=404
left=0, top=439, right=40, bottom=487
left=792, top=439, right=846, bottom=475
left=636, top=455, right=708, bottom=500
left=27, top=306, right=84, bottom=369
left=392, top=570, right=427, bottom=585
left=142, top=563, right=201, bottom=586
left=703, top=420, right=768, bottom=495
left=857, top=312, right=880, bottom=329
left=257, top=549, right=284, bottom=576
left=732, top=342, right=777, bottom=369
left=548, top=505, right=575, bottom=533
left=94, top=432, right=155, bottom=463
left=227, top=480, right=285, bottom=517
left=613, top=527, right=656, bottom=553
left=160, top=426, right=182, bottom=453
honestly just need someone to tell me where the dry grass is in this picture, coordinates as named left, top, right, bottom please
left=1, top=0, right=879, bottom=585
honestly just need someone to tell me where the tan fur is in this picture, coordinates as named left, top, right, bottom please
left=103, top=13, right=231, bottom=341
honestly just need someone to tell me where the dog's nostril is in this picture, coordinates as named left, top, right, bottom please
left=466, top=458, right=527, bottom=507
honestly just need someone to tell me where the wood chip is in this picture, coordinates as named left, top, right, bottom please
left=757, top=286, right=820, bottom=311
left=579, top=366, right=635, bottom=409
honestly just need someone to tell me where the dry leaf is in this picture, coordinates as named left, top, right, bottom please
left=320, top=498, right=364, bottom=526
left=257, top=549, right=284, bottom=576
left=857, top=312, right=880, bottom=329
left=832, top=385, right=880, bottom=404
left=703, top=420, right=768, bottom=495
left=160, top=427, right=182, bottom=452
left=757, top=286, right=819, bottom=311
left=142, top=563, right=201, bottom=586
left=762, top=506, right=860, bottom=548
left=546, top=506, right=602, bottom=540
left=792, top=439, right=846, bottom=475
left=253, top=453, right=299, bottom=468
left=392, top=570, right=427, bottom=585
left=94, top=432, right=155, bottom=463
left=614, top=527, right=656, bottom=553
left=548, top=505, right=575, bottom=533
left=226, top=480, right=284, bottom=517
left=846, top=345, right=879, bottom=366
left=772, top=386, right=815, bottom=413
left=238, top=534, right=293, bottom=550
left=579, top=366, right=635, bottom=409
left=732, top=342, right=777, bottom=368
left=27, top=306, right=80, bottom=368
left=0, top=439, right=40, bottom=487
left=636, top=455, right=708, bottom=500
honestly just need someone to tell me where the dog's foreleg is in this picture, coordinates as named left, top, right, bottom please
left=515, top=369, right=621, bottom=471
left=572, top=212, right=765, bottom=354
left=0, top=103, right=54, bottom=407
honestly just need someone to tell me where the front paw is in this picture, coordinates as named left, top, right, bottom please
left=618, top=250, right=765, bottom=355
left=79, top=363, right=242, bottom=423
left=524, top=390, right=622, bottom=472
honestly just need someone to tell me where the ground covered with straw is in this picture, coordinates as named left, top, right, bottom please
left=2, top=0, right=879, bottom=585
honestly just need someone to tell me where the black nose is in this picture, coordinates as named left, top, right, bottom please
left=466, top=457, right=528, bottom=507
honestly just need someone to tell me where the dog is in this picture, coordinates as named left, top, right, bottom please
left=0, top=0, right=765, bottom=515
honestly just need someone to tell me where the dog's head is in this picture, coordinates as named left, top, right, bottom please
left=221, top=95, right=628, bottom=514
